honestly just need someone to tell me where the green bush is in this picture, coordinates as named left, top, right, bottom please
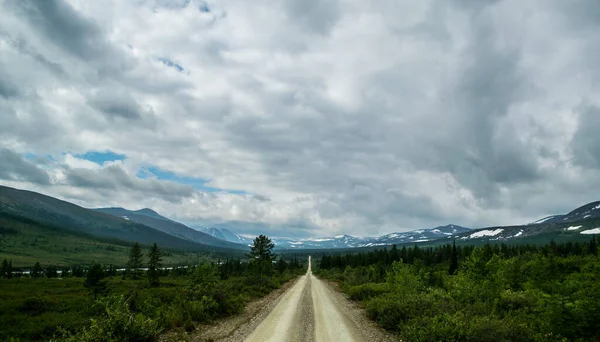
left=401, top=312, right=538, bottom=342
left=18, top=297, right=51, bottom=316
left=64, top=295, right=161, bottom=342
left=348, top=283, right=390, bottom=301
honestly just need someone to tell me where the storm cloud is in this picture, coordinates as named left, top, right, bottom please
left=1, top=0, right=599, bottom=237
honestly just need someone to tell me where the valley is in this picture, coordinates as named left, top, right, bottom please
left=2, top=184, right=600, bottom=341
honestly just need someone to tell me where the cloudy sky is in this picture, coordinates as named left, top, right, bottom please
left=1, top=0, right=599, bottom=237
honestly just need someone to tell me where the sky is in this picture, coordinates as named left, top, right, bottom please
left=1, top=0, right=600, bottom=238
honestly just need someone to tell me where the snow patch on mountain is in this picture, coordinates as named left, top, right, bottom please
left=465, top=229, right=504, bottom=239
left=532, top=216, right=558, bottom=224
left=581, top=228, right=600, bottom=235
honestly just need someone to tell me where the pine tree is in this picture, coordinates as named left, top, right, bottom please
left=72, top=265, right=84, bottom=277
left=590, top=236, right=598, bottom=255
left=147, top=243, right=162, bottom=287
left=45, top=265, right=58, bottom=278
left=7, top=260, right=12, bottom=279
left=84, top=262, right=107, bottom=300
left=449, top=240, right=458, bottom=275
left=128, top=242, right=144, bottom=280
left=0, top=259, right=8, bottom=278
left=249, top=235, right=275, bottom=276
left=32, top=262, right=43, bottom=278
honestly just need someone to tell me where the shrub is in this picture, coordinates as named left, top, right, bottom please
left=401, top=312, right=538, bottom=342
left=64, top=295, right=161, bottom=342
left=348, top=283, right=390, bottom=301
left=19, top=297, right=50, bottom=316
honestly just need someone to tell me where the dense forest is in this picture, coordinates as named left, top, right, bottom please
left=315, top=239, right=600, bottom=341
left=0, top=235, right=305, bottom=341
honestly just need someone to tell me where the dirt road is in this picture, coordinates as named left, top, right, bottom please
left=242, top=257, right=396, bottom=342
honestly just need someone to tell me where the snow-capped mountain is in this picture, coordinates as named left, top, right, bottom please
left=531, top=201, right=600, bottom=224
left=366, top=224, right=471, bottom=246
left=452, top=220, right=600, bottom=243
left=268, top=225, right=470, bottom=249
left=271, top=234, right=365, bottom=249
left=452, top=201, right=600, bottom=243
left=195, top=226, right=251, bottom=245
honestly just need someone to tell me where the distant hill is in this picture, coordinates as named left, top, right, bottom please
left=0, top=185, right=244, bottom=253
left=94, top=207, right=245, bottom=250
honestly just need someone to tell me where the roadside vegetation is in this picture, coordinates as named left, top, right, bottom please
left=0, top=235, right=305, bottom=341
left=315, top=239, right=600, bottom=342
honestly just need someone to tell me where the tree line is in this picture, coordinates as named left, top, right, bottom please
left=318, top=237, right=598, bottom=275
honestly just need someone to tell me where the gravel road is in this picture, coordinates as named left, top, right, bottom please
left=242, top=257, right=398, bottom=342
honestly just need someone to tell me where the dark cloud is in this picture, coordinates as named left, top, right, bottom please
left=88, top=90, right=151, bottom=120
left=0, top=77, right=20, bottom=99
left=65, top=164, right=194, bottom=202
left=572, top=104, right=600, bottom=167
left=429, top=11, right=538, bottom=200
left=284, top=0, right=340, bottom=35
left=0, top=149, right=50, bottom=184
left=7, top=0, right=106, bottom=60
left=7, top=35, right=67, bottom=78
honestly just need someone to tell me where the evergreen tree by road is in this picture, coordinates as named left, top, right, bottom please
left=128, top=242, right=144, bottom=280
left=147, top=243, right=162, bottom=287
left=249, top=235, right=276, bottom=276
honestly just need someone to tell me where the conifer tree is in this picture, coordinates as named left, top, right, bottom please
left=85, top=262, right=107, bottom=300
left=0, top=259, right=8, bottom=278
left=7, top=260, right=12, bottom=279
left=128, top=242, right=144, bottom=280
left=147, top=243, right=162, bottom=287
left=32, top=262, right=42, bottom=278
left=249, top=235, right=275, bottom=276
left=449, top=240, right=458, bottom=275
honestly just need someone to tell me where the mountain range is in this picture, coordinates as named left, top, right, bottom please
left=1, top=185, right=600, bottom=256
left=260, top=224, right=471, bottom=249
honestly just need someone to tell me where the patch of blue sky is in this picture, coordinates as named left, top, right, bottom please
left=199, top=2, right=210, bottom=12
left=158, top=58, right=184, bottom=72
left=22, top=152, right=37, bottom=160
left=22, top=153, right=55, bottom=162
left=137, top=166, right=248, bottom=195
left=75, top=151, right=126, bottom=165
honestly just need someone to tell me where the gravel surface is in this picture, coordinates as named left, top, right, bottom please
left=163, top=257, right=399, bottom=342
